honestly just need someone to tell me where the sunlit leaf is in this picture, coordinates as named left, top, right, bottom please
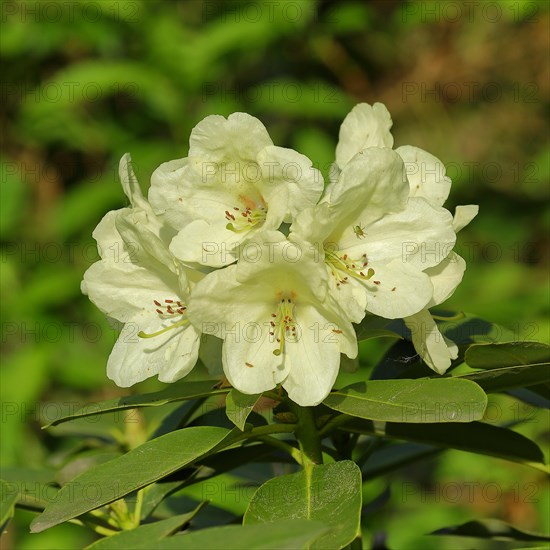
left=44, top=381, right=228, bottom=427
left=465, top=342, right=550, bottom=369
left=324, top=379, right=487, bottom=423
left=31, top=427, right=233, bottom=532
left=150, top=519, right=329, bottom=549
left=225, top=390, right=261, bottom=431
left=244, top=461, right=361, bottom=550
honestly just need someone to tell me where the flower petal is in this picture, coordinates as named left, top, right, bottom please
left=453, top=205, right=479, bottom=232
left=170, top=219, right=243, bottom=267
left=82, top=260, right=181, bottom=324
left=404, top=310, right=455, bottom=374
left=282, top=304, right=347, bottom=406
left=289, top=203, right=337, bottom=247
left=119, top=153, right=146, bottom=208
left=338, top=197, right=456, bottom=271
left=256, top=146, right=324, bottom=222
left=328, top=148, right=409, bottom=236
left=396, top=145, right=451, bottom=206
left=360, top=259, right=434, bottom=319
left=335, top=102, right=394, bottom=169
left=189, top=112, right=273, bottom=167
left=222, top=324, right=288, bottom=395
left=425, top=252, right=466, bottom=307
left=107, top=321, right=200, bottom=386
left=149, top=158, right=193, bottom=230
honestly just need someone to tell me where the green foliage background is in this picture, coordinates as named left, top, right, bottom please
left=1, top=0, right=549, bottom=548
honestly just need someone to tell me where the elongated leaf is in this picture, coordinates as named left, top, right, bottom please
left=465, top=342, right=550, bottom=369
left=244, top=461, right=362, bottom=550
left=149, top=519, right=329, bottom=549
left=44, top=381, right=228, bottom=427
left=343, top=419, right=546, bottom=466
left=1, top=468, right=58, bottom=511
left=86, top=504, right=207, bottom=549
left=458, top=363, right=550, bottom=392
left=325, top=380, right=487, bottom=423
left=361, top=444, right=442, bottom=480
left=225, top=390, right=262, bottom=430
left=507, top=388, right=550, bottom=409
left=431, top=518, right=550, bottom=541
left=437, top=313, right=517, bottom=345
left=0, top=480, right=19, bottom=531
left=31, top=427, right=232, bottom=533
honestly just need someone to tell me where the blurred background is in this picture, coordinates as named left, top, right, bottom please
left=1, top=0, right=549, bottom=548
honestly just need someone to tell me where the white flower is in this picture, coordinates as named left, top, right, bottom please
left=290, top=147, right=456, bottom=323
left=330, top=101, right=479, bottom=374
left=149, top=113, right=324, bottom=267
left=82, top=154, right=202, bottom=386
left=187, top=231, right=357, bottom=406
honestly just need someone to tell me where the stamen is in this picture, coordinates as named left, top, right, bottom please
left=138, top=298, right=189, bottom=339
left=324, top=248, right=375, bottom=285
left=225, top=197, right=267, bottom=233
left=269, top=296, right=297, bottom=356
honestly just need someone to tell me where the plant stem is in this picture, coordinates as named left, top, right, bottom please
left=289, top=403, right=323, bottom=466
left=133, top=489, right=144, bottom=527
left=319, top=413, right=353, bottom=437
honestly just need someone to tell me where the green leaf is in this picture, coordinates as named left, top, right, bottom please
left=361, top=444, right=441, bottom=480
left=0, top=479, right=19, bottom=531
left=225, top=390, right=261, bottom=430
left=43, top=381, right=228, bottom=427
left=30, top=427, right=232, bottom=533
left=465, top=342, right=550, bottom=369
left=1, top=468, right=58, bottom=511
left=244, top=461, right=362, bottom=550
left=344, top=420, right=546, bottom=466
left=457, top=363, right=550, bottom=392
left=86, top=504, right=207, bottom=549
left=431, top=518, right=550, bottom=541
left=437, top=313, right=518, bottom=344
left=324, top=380, right=487, bottom=423
left=149, top=519, right=329, bottom=549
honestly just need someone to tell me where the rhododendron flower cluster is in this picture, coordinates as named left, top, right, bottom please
left=82, top=103, right=478, bottom=406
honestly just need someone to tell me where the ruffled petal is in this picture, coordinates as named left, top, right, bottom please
left=189, top=112, right=273, bottom=168
left=328, top=148, right=409, bottom=238
left=335, top=103, right=394, bottom=169
left=396, top=145, right=451, bottom=206
left=425, top=252, right=466, bottom=307
left=256, top=145, right=324, bottom=223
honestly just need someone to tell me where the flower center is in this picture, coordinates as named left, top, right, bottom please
left=225, top=195, right=267, bottom=232
left=268, top=294, right=297, bottom=356
left=323, top=247, right=375, bottom=287
left=138, top=298, right=189, bottom=339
